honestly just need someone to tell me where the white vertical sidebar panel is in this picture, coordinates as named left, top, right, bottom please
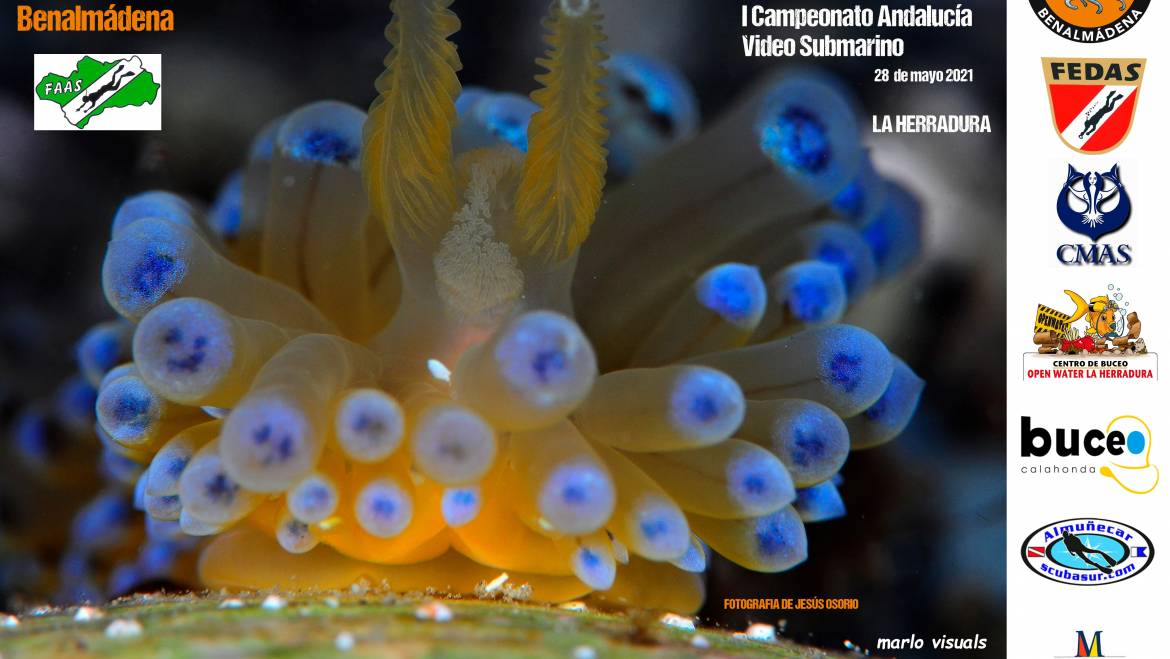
left=1008, top=2, right=1166, bottom=657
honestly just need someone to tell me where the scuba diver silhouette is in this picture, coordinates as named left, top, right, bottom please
left=1078, top=91, right=1123, bottom=140
left=1062, top=530, right=1119, bottom=574
left=78, top=64, right=136, bottom=113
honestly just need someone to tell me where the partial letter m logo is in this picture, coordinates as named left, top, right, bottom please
left=1076, top=630, right=1104, bottom=657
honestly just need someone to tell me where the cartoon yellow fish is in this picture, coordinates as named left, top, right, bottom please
left=1085, top=295, right=1119, bottom=338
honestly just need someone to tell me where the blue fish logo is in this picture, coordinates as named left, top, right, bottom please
left=1056, top=165, right=1131, bottom=242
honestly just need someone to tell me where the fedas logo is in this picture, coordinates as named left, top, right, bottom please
left=1029, top=0, right=1149, bottom=43
left=33, top=54, right=161, bottom=130
left=1042, top=58, right=1144, bottom=155
left=1055, top=164, right=1131, bottom=266
left=1021, top=415, right=1158, bottom=494
left=1021, top=518, right=1153, bottom=586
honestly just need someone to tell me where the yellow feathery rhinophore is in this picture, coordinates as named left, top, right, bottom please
left=513, top=0, right=608, bottom=261
left=362, top=0, right=462, bottom=244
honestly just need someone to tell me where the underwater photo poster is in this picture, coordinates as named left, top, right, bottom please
left=0, top=1, right=1141, bottom=657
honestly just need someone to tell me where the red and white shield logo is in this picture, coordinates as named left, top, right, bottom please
left=1043, top=58, right=1145, bottom=155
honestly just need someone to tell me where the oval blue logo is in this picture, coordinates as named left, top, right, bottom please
left=1021, top=517, right=1153, bottom=586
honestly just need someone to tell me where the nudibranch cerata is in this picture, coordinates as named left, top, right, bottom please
left=50, top=0, right=925, bottom=613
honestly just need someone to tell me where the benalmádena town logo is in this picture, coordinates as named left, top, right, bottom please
left=33, top=54, right=161, bottom=130
left=1029, top=0, right=1149, bottom=43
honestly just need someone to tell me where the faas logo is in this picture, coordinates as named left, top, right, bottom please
left=1020, top=415, right=1158, bottom=494
left=1029, top=0, right=1149, bottom=43
left=1055, top=164, right=1131, bottom=265
left=33, top=54, right=161, bottom=130
left=1042, top=58, right=1144, bottom=155
left=1021, top=518, right=1153, bottom=586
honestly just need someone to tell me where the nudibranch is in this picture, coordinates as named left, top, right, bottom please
left=5, top=347, right=203, bottom=603
left=79, top=0, right=925, bottom=613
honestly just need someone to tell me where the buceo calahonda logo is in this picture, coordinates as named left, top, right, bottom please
left=1021, top=415, right=1158, bottom=494
left=1056, top=164, right=1131, bottom=266
left=1022, top=518, right=1152, bottom=585
left=33, top=54, right=161, bottom=130
left=1029, top=0, right=1149, bottom=43
left=1043, top=58, right=1144, bottom=155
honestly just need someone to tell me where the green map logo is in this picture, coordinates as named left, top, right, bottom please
left=33, top=54, right=161, bottom=130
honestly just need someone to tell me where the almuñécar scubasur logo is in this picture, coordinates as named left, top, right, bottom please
left=1022, top=518, right=1153, bottom=586
left=1043, top=58, right=1144, bottom=154
left=33, top=54, right=161, bottom=130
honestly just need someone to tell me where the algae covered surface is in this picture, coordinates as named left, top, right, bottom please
left=0, top=591, right=851, bottom=658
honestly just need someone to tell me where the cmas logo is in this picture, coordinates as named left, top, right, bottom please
left=1021, top=518, right=1153, bottom=586
left=33, top=54, right=161, bottom=130
left=1056, top=164, right=1131, bottom=265
left=1029, top=0, right=1149, bottom=43
left=1021, top=415, right=1158, bottom=494
left=1043, top=58, right=1144, bottom=154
